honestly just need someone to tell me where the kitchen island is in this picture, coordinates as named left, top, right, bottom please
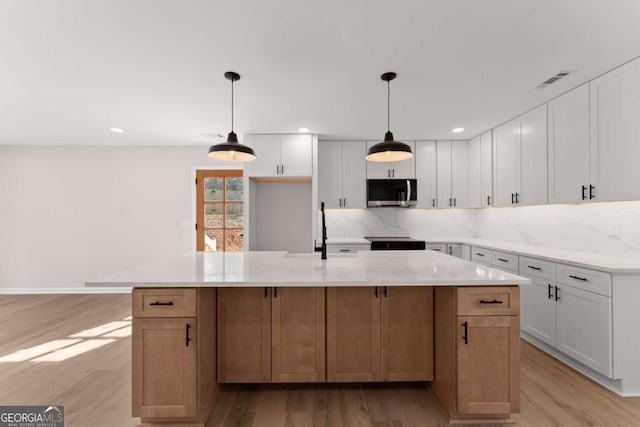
left=88, top=250, right=530, bottom=426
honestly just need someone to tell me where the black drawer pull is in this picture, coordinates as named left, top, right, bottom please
left=480, top=299, right=504, bottom=304
left=555, top=286, right=560, bottom=301
left=375, top=287, right=378, bottom=298
left=548, top=284, right=553, bottom=300
left=475, top=253, right=485, bottom=257
left=274, top=287, right=278, bottom=299
left=497, top=258, right=508, bottom=263
left=383, top=286, right=388, bottom=298
left=528, top=265, right=542, bottom=271
left=462, top=321, right=468, bottom=344
left=185, top=323, right=192, bottom=347
left=264, top=287, right=268, bottom=299
left=569, top=275, right=587, bottom=281
left=150, top=301, right=174, bottom=306
left=581, top=185, right=587, bottom=200
left=340, top=249, right=351, bottom=252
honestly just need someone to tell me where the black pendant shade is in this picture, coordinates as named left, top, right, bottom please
left=208, top=72, right=256, bottom=162
left=365, top=72, right=414, bottom=162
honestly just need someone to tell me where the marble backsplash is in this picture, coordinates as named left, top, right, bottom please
left=325, top=201, right=640, bottom=259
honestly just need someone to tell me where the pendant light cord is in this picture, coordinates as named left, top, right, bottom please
left=387, top=80, right=390, bottom=132
left=231, top=78, right=234, bottom=132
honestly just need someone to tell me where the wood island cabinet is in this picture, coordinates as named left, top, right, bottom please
left=217, top=286, right=326, bottom=383
left=431, top=286, right=520, bottom=423
left=327, top=286, right=434, bottom=382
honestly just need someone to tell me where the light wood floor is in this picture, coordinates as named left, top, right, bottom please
left=1, top=294, right=639, bottom=427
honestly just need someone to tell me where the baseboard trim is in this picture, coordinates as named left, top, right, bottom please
left=0, top=287, right=132, bottom=294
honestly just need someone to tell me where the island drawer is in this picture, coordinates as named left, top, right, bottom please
left=556, top=264, right=612, bottom=297
left=457, top=286, right=520, bottom=316
left=519, top=256, right=556, bottom=281
left=471, top=247, right=493, bottom=265
left=326, top=244, right=370, bottom=254
left=133, top=288, right=197, bottom=317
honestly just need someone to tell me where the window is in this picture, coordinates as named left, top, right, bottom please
left=196, top=170, right=244, bottom=251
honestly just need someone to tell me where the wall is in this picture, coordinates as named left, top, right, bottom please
left=323, top=208, right=476, bottom=241
left=475, top=201, right=640, bottom=258
left=0, top=146, right=237, bottom=291
left=254, top=182, right=312, bottom=253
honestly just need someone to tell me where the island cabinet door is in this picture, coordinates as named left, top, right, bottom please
left=327, top=287, right=381, bottom=382
left=381, top=286, right=434, bottom=381
left=132, top=318, right=197, bottom=418
left=217, top=288, right=271, bottom=383
left=271, top=287, right=326, bottom=382
left=456, top=315, right=520, bottom=415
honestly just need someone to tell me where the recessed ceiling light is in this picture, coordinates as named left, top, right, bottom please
left=298, top=127, right=310, bottom=133
left=452, top=127, right=464, bottom=133
left=110, top=127, right=124, bottom=133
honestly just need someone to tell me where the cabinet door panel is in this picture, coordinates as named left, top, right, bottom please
left=415, top=141, right=438, bottom=208
left=480, top=131, right=493, bottom=206
left=457, top=316, right=520, bottom=415
left=381, top=286, right=433, bottom=381
left=342, top=141, right=367, bottom=208
left=592, top=57, right=640, bottom=202
left=451, top=141, right=470, bottom=207
left=366, top=141, right=392, bottom=179
left=280, top=134, right=312, bottom=176
left=318, top=140, right=343, bottom=208
left=493, top=119, right=520, bottom=207
left=327, top=287, right=381, bottom=382
left=217, top=288, right=271, bottom=383
left=272, top=287, right=325, bottom=382
left=520, top=104, right=548, bottom=205
left=469, top=136, right=482, bottom=208
left=249, top=135, right=281, bottom=177
left=520, top=277, right=556, bottom=346
left=436, top=140, right=452, bottom=207
left=389, top=141, right=416, bottom=179
left=548, top=84, right=591, bottom=203
left=556, top=284, right=612, bottom=377
left=133, top=318, right=197, bottom=418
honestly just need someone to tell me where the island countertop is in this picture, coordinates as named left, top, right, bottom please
left=86, top=250, right=530, bottom=288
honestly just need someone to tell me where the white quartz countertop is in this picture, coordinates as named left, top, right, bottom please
left=326, top=238, right=370, bottom=245
left=423, top=238, right=640, bottom=273
left=86, top=250, right=530, bottom=288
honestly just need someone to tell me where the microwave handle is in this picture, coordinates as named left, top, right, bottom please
left=406, top=180, right=411, bottom=203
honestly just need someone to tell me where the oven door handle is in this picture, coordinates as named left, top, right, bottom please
left=406, top=180, right=411, bottom=204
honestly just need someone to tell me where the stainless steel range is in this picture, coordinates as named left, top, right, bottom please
left=365, top=236, right=426, bottom=250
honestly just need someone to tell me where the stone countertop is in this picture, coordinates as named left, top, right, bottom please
left=86, top=250, right=529, bottom=288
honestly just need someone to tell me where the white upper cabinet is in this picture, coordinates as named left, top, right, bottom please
left=318, top=140, right=366, bottom=209
left=365, top=140, right=416, bottom=179
left=493, top=119, right=520, bottom=207
left=519, top=105, right=548, bottom=205
left=548, top=84, right=592, bottom=203
left=415, top=141, right=437, bottom=208
left=469, top=136, right=482, bottom=208
left=480, top=131, right=493, bottom=207
left=436, top=140, right=469, bottom=208
left=247, top=134, right=312, bottom=178
left=493, top=105, right=547, bottom=207
left=591, top=57, right=640, bottom=202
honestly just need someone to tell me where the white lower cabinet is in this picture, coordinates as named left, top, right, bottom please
left=519, top=257, right=612, bottom=378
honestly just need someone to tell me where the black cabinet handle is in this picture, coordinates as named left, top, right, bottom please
left=453, top=198, right=457, bottom=207
left=462, top=321, right=468, bottom=344
left=343, top=198, right=347, bottom=207
left=274, top=287, right=278, bottom=298
left=383, top=286, right=388, bottom=298
left=487, top=195, right=491, bottom=206
left=581, top=185, right=587, bottom=200
left=449, top=198, right=452, bottom=207
left=511, top=193, right=515, bottom=204
left=515, top=192, right=520, bottom=204
left=185, top=323, right=192, bottom=347
left=528, top=265, right=542, bottom=271
left=340, top=249, right=350, bottom=252
left=374, top=287, right=379, bottom=298
left=392, top=169, right=395, bottom=177
left=475, top=252, right=485, bottom=257
left=555, top=286, right=560, bottom=301
left=480, top=299, right=503, bottom=304
left=281, top=165, right=284, bottom=175
left=548, top=284, right=553, bottom=300
left=264, top=287, right=268, bottom=299
left=589, top=185, right=595, bottom=200
left=432, top=198, right=435, bottom=207
left=569, top=275, right=587, bottom=281
left=497, top=258, right=508, bottom=263
left=150, top=301, right=174, bottom=306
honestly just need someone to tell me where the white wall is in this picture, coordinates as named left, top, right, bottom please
left=0, top=146, right=236, bottom=290
left=475, top=202, right=640, bottom=258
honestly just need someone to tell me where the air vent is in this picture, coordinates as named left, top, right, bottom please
left=537, top=71, right=572, bottom=88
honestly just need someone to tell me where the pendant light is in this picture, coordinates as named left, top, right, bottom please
left=208, top=71, right=256, bottom=162
left=365, top=72, right=414, bottom=162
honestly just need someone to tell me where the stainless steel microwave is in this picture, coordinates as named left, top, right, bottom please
left=367, top=179, right=417, bottom=207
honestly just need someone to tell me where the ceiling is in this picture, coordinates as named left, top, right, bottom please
left=1, top=0, right=640, bottom=146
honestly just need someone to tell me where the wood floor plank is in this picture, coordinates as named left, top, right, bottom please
left=1, top=294, right=640, bottom=427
